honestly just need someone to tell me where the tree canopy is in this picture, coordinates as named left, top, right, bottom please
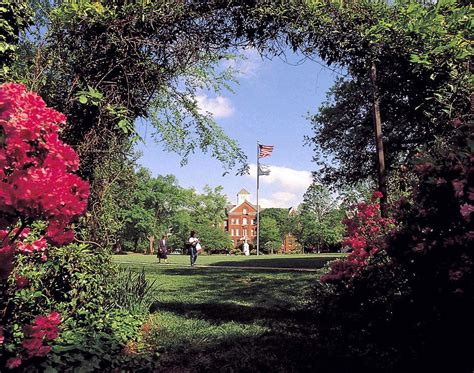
left=259, top=216, right=281, bottom=254
left=295, top=182, right=345, bottom=251
left=302, top=1, right=471, bottom=187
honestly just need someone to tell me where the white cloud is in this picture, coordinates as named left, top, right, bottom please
left=196, top=95, right=235, bottom=119
left=245, top=164, right=313, bottom=208
left=247, top=164, right=312, bottom=192
left=260, top=192, right=297, bottom=208
left=222, top=48, right=262, bottom=78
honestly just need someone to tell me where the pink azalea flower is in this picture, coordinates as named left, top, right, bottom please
left=460, top=203, right=474, bottom=221
left=452, top=180, right=465, bottom=197
left=6, top=357, right=22, bottom=369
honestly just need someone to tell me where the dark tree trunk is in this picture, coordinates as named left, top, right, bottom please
left=370, top=62, right=387, bottom=216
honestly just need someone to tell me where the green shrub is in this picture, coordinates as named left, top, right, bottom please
left=310, top=121, right=474, bottom=371
left=112, top=268, right=158, bottom=315
left=41, top=309, right=149, bottom=372
left=2, top=237, right=154, bottom=370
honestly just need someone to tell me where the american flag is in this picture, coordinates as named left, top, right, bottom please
left=259, top=144, right=274, bottom=158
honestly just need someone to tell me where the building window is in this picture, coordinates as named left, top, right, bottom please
left=236, top=228, right=239, bottom=236
left=251, top=219, right=255, bottom=225
left=236, top=218, right=239, bottom=225
left=251, top=229, right=254, bottom=236
left=231, top=229, right=235, bottom=236
left=242, top=218, right=247, bottom=225
left=231, top=218, right=235, bottom=224
left=243, top=208, right=247, bottom=214
left=243, top=228, right=247, bottom=236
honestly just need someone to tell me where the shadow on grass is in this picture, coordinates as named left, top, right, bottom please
left=158, top=266, right=315, bottom=275
left=149, top=300, right=308, bottom=325
left=156, top=267, right=314, bottom=310
left=119, top=263, right=379, bottom=372
left=125, top=260, right=366, bottom=372
left=209, top=256, right=334, bottom=269
left=136, top=330, right=373, bottom=373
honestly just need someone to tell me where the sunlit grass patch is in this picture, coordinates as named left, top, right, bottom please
left=144, top=311, right=269, bottom=350
left=113, top=252, right=345, bottom=269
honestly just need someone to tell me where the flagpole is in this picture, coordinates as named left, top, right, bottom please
left=256, top=142, right=260, bottom=256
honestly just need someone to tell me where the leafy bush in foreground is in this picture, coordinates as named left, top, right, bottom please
left=0, top=83, right=89, bottom=369
left=312, top=119, right=473, bottom=371
left=0, top=84, right=149, bottom=370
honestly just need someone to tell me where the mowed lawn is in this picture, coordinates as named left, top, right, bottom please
left=114, top=253, right=352, bottom=372
left=114, top=252, right=345, bottom=269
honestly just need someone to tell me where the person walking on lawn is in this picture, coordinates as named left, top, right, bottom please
left=188, top=231, right=200, bottom=267
left=157, top=235, right=169, bottom=264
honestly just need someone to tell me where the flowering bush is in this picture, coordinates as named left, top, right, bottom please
left=0, top=83, right=89, bottom=369
left=0, top=83, right=89, bottom=251
left=21, top=312, right=61, bottom=358
left=321, top=192, right=396, bottom=283
left=389, top=117, right=473, bottom=294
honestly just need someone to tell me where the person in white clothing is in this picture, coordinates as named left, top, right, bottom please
left=243, top=241, right=250, bottom=256
left=188, top=231, right=199, bottom=266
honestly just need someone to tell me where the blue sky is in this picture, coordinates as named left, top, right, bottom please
left=136, top=49, right=341, bottom=208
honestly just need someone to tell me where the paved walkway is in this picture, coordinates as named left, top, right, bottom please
left=117, top=261, right=321, bottom=272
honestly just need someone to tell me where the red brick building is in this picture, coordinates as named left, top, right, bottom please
left=224, top=190, right=303, bottom=251
left=224, top=189, right=258, bottom=247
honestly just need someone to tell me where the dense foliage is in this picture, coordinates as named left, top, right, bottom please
left=12, top=1, right=263, bottom=245
left=1, top=0, right=472, bottom=371
left=304, top=1, right=471, bottom=187
left=0, top=83, right=161, bottom=370
left=295, top=183, right=345, bottom=252
left=110, top=168, right=232, bottom=254
left=313, top=117, right=473, bottom=371
left=0, top=1, right=31, bottom=80
left=259, top=208, right=295, bottom=240
left=258, top=216, right=281, bottom=254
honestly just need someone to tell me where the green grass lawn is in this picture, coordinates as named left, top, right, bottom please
left=114, top=252, right=345, bottom=269
left=113, top=253, right=357, bottom=371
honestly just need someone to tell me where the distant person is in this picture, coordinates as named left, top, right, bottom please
left=157, top=235, right=168, bottom=264
left=188, top=231, right=199, bottom=267
left=243, top=241, right=250, bottom=256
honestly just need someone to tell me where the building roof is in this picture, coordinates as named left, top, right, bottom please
left=237, top=188, right=250, bottom=195
left=227, top=200, right=258, bottom=214
left=225, top=204, right=236, bottom=212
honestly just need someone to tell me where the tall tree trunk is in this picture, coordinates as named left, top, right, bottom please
left=370, top=62, right=387, bottom=216
left=148, top=235, right=155, bottom=255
